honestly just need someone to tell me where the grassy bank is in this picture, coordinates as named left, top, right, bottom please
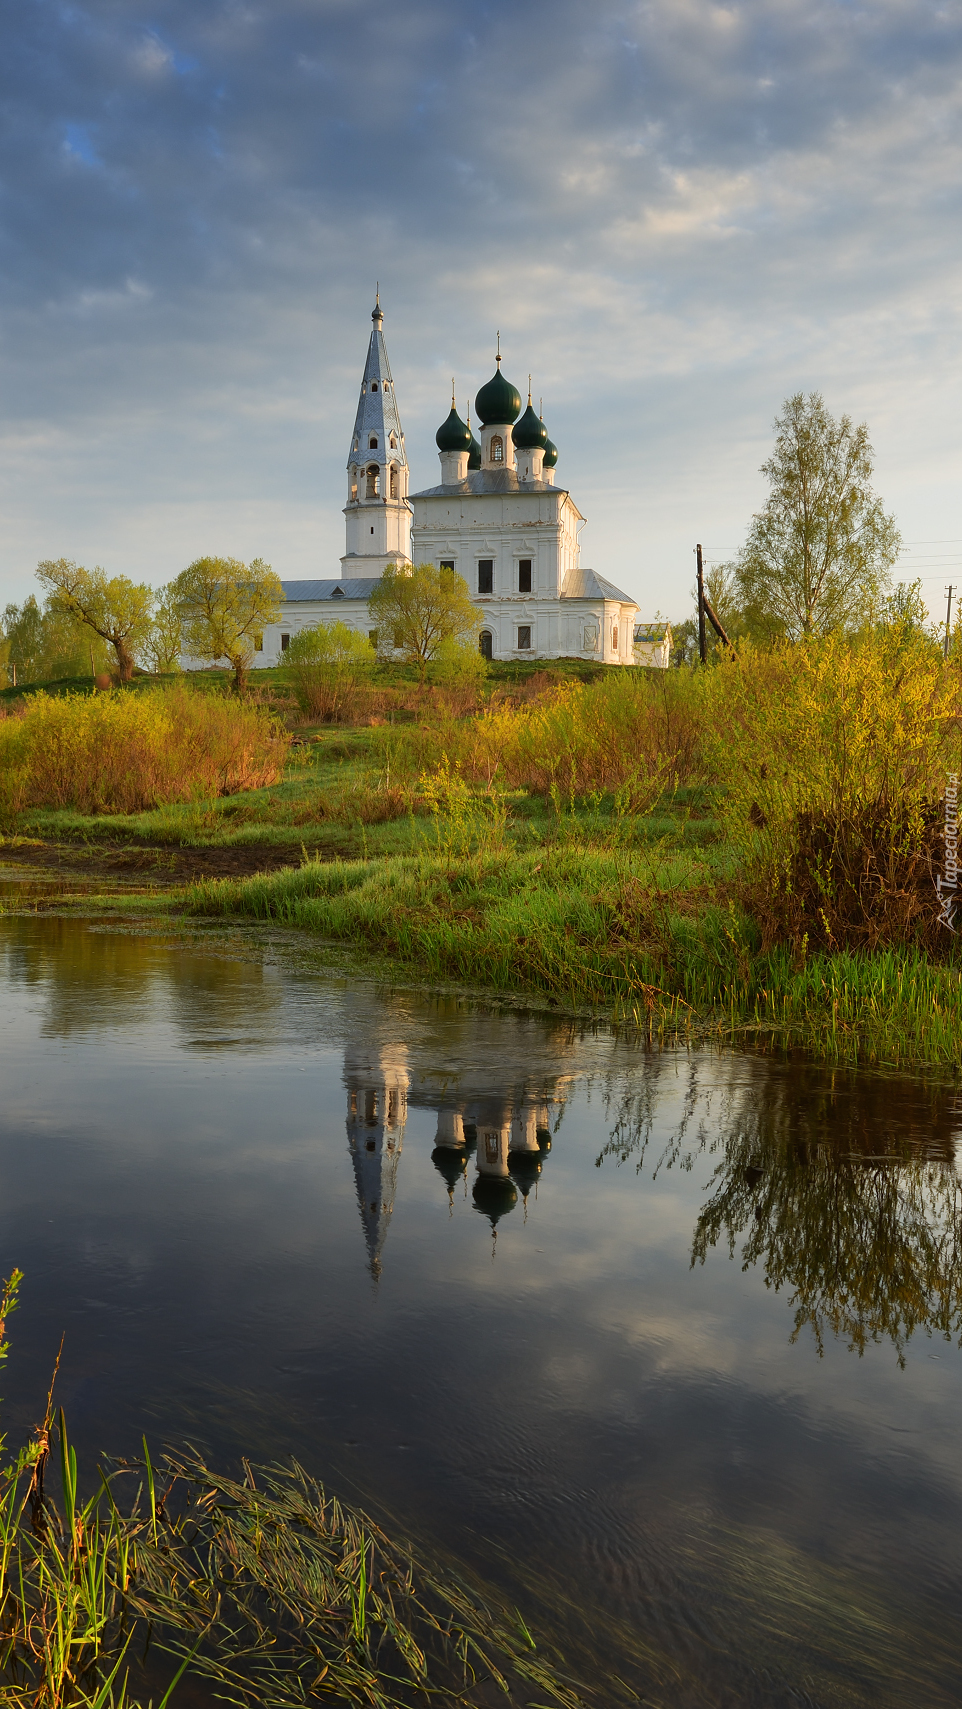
left=182, top=846, right=962, bottom=1070
left=3, top=634, right=961, bottom=1068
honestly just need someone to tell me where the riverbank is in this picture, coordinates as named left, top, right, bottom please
left=3, top=639, right=960, bottom=1071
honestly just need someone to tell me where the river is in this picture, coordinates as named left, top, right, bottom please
left=1, top=890, right=960, bottom=1706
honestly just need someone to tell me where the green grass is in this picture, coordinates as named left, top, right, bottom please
left=177, top=841, right=962, bottom=1070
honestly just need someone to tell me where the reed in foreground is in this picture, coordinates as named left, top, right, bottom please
left=0, top=1272, right=584, bottom=1709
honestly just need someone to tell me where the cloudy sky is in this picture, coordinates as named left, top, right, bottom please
left=2, top=0, right=961, bottom=620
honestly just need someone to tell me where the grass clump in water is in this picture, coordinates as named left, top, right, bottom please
left=0, top=1272, right=584, bottom=1709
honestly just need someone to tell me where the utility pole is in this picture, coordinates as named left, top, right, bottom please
left=945, top=585, right=954, bottom=659
left=696, top=544, right=707, bottom=665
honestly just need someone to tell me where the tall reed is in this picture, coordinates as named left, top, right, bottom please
left=0, top=1271, right=584, bottom=1709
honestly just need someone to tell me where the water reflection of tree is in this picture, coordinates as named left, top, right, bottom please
left=598, top=1054, right=962, bottom=1364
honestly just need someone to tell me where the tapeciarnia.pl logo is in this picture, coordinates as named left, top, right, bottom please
left=937, top=773, right=959, bottom=932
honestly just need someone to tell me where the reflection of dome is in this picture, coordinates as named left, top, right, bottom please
left=509, top=1152, right=542, bottom=1199
left=432, top=1147, right=468, bottom=1191
left=475, top=362, right=522, bottom=427
left=472, top=1175, right=517, bottom=1227
left=436, top=406, right=472, bottom=452
left=512, top=401, right=547, bottom=450
left=542, top=437, right=558, bottom=469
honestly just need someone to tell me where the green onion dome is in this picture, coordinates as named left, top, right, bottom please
left=475, top=361, right=522, bottom=427
left=512, top=400, right=548, bottom=450
left=467, top=424, right=482, bottom=470
left=542, top=436, right=558, bottom=469
left=436, top=406, right=472, bottom=453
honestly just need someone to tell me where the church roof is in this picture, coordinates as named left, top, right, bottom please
left=347, top=301, right=406, bottom=471
left=281, top=578, right=382, bottom=602
left=410, top=470, right=568, bottom=499
left=561, top=566, right=636, bottom=604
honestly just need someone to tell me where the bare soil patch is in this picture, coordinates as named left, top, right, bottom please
left=0, top=840, right=303, bottom=884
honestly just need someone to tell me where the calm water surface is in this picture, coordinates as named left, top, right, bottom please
left=1, top=904, right=961, bottom=1707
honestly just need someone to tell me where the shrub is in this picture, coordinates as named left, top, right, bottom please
left=703, top=630, right=962, bottom=950
left=0, top=684, right=288, bottom=816
left=387, top=669, right=704, bottom=804
left=283, top=621, right=376, bottom=720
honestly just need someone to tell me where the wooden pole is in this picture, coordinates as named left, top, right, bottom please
left=702, top=593, right=731, bottom=647
left=696, top=544, right=707, bottom=665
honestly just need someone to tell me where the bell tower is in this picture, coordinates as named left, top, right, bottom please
left=341, top=293, right=413, bottom=577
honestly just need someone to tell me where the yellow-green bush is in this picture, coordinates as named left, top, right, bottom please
left=0, top=684, right=288, bottom=816
left=389, top=669, right=704, bottom=805
left=703, top=630, right=962, bottom=949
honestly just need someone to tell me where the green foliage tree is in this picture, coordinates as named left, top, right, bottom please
left=35, top=560, right=154, bottom=684
left=427, top=636, right=488, bottom=696
left=139, top=584, right=184, bottom=674
left=2, top=594, right=111, bottom=686
left=173, top=556, right=283, bottom=693
left=368, top=564, right=480, bottom=683
left=735, top=393, right=901, bottom=639
left=283, top=621, right=376, bottom=720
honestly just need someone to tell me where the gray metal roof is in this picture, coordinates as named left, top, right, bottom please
left=411, top=470, right=568, bottom=499
left=281, top=578, right=381, bottom=603
left=560, top=566, right=636, bottom=604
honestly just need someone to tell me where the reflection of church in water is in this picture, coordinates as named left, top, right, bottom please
left=344, top=1038, right=570, bottom=1278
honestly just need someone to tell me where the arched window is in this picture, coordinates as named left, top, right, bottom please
left=369, top=434, right=378, bottom=450
left=479, top=630, right=493, bottom=661
left=612, top=625, right=619, bottom=651
left=389, top=465, right=398, bottom=498
left=491, top=434, right=504, bottom=463
left=366, top=464, right=379, bottom=498
left=371, top=381, right=378, bottom=392
left=389, top=432, right=397, bottom=449
left=350, top=467, right=358, bottom=500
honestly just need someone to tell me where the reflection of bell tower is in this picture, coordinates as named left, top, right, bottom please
left=344, top=1045, right=409, bottom=1281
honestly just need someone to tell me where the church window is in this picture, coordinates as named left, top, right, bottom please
left=479, top=629, right=493, bottom=661
left=365, top=1089, right=377, bottom=1123
left=491, top=434, right=504, bottom=463
left=366, top=464, right=379, bottom=497
left=478, top=558, right=493, bottom=594
left=369, top=434, right=378, bottom=450
left=612, top=624, right=619, bottom=651
left=517, top=625, right=532, bottom=651
left=388, top=1089, right=399, bottom=1124
left=389, top=432, right=397, bottom=449
left=350, top=468, right=358, bottom=499
left=331, top=585, right=344, bottom=599
left=371, top=381, right=378, bottom=392
left=484, top=1132, right=499, bottom=1165
left=280, top=633, right=290, bottom=652
left=439, top=558, right=455, bottom=574
left=389, top=464, right=398, bottom=498
left=518, top=558, right=532, bottom=593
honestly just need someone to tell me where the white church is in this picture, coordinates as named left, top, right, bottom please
left=258, top=298, right=663, bottom=668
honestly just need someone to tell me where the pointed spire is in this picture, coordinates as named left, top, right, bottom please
left=496, top=330, right=501, bottom=366
left=372, top=282, right=383, bottom=325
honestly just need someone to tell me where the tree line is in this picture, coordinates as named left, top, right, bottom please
left=0, top=556, right=483, bottom=695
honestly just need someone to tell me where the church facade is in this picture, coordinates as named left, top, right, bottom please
left=258, top=299, right=640, bottom=666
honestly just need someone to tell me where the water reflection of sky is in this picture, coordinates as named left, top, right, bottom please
left=1, top=912, right=961, bottom=1707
